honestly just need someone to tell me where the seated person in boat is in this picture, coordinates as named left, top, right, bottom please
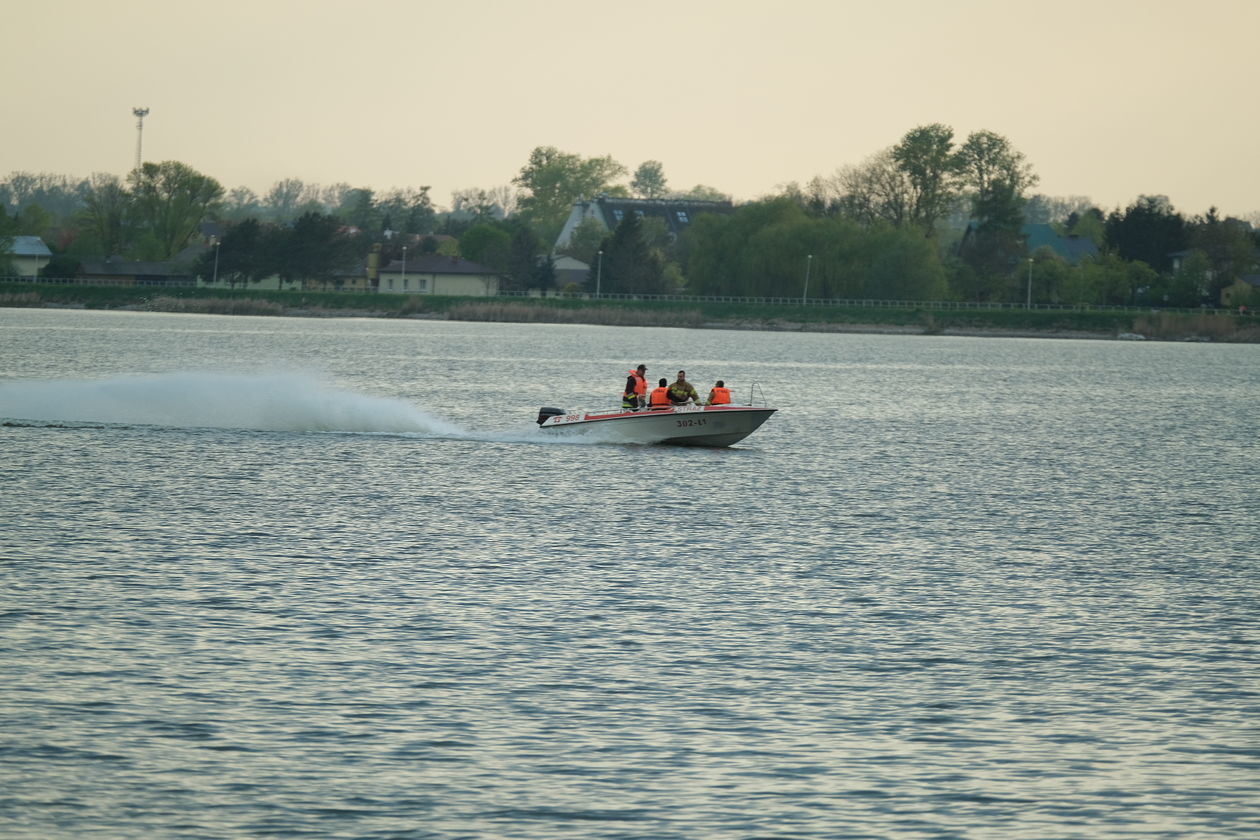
left=648, top=378, right=671, bottom=409
left=707, top=380, right=732, bottom=405
left=668, top=370, right=701, bottom=405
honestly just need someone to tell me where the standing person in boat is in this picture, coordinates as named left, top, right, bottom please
left=706, top=380, right=732, bottom=405
left=648, top=378, right=671, bottom=409
left=668, top=370, right=702, bottom=405
left=622, top=364, right=648, bottom=411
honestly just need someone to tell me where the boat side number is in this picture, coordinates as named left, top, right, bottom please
left=676, top=417, right=707, bottom=428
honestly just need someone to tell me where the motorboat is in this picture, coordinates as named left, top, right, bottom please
left=535, top=403, right=776, bottom=447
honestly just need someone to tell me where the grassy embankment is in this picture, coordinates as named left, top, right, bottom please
left=2, top=282, right=1256, bottom=342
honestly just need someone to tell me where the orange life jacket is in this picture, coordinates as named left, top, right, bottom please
left=626, top=369, right=647, bottom=397
left=649, top=386, right=671, bottom=407
left=709, top=386, right=731, bottom=405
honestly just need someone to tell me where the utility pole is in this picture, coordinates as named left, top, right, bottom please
left=132, top=107, right=150, bottom=171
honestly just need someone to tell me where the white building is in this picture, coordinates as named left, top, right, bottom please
left=6, top=236, right=52, bottom=278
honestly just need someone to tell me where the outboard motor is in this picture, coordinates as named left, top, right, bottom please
left=537, top=407, right=565, bottom=426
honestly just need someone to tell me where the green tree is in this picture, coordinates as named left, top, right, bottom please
left=505, top=223, right=546, bottom=291
left=554, top=217, right=608, bottom=263
left=1104, top=195, right=1187, bottom=273
left=263, top=178, right=309, bottom=221
left=0, top=207, right=16, bottom=275
left=269, top=212, right=359, bottom=287
left=1063, top=207, right=1106, bottom=246
left=192, top=218, right=271, bottom=287
left=892, top=123, right=958, bottom=235
left=382, top=187, right=436, bottom=235
left=674, top=184, right=730, bottom=202
left=459, top=223, right=512, bottom=271
left=835, top=148, right=913, bottom=227
left=861, top=224, right=949, bottom=300
left=127, top=161, right=224, bottom=259
left=631, top=161, right=668, bottom=198
left=222, top=187, right=262, bottom=222
left=337, top=188, right=381, bottom=232
left=1189, top=208, right=1256, bottom=299
left=953, top=131, right=1039, bottom=298
left=79, top=173, right=131, bottom=256
left=599, top=210, right=665, bottom=294
left=512, top=146, right=626, bottom=245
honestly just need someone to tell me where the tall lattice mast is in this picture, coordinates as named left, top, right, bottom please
left=132, top=107, right=150, bottom=170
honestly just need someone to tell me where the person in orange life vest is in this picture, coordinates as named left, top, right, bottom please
left=648, top=378, right=671, bottom=409
left=667, top=370, right=701, bottom=405
left=707, top=380, right=731, bottom=405
left=622, top=364, right=648, bottom=410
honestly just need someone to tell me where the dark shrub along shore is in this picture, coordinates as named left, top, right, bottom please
left=2, top=283, right=1256, bottom=342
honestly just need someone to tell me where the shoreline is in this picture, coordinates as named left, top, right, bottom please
left=4, top=287, right=1256, bottom=342
left=29, top=301, right=1145, bottom=341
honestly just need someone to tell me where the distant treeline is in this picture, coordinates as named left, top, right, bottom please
left=2, top=126, right=1258, bottom=308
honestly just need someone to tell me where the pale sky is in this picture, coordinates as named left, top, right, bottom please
left=4, top=0, right=1257, bottom=217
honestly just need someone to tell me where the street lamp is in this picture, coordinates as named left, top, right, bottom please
left=802, top=254, right=813, bottom=304
left=1026, top=257, right=1034, bottom=309
left=402, top=246, right=407, bottom=290
left=596, top=249, right=603, bottom=298
left=212, top=238, right=221, bottom=286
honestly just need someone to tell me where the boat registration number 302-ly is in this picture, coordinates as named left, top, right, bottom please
left=676, top=417, right=707, bottom=427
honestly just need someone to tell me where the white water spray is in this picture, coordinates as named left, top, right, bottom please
left=0, top=372, right=465, bottom=436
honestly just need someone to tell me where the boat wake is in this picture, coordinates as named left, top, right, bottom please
left=0, top=372, right=468, bottom=437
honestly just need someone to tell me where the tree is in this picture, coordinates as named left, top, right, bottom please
left=79, top=173, right=131, bottom=256
left=127, top=161, right=224, bottom=260
left=263, top=178, right=309, bottom=221
left=1063, top=207, right=1106, bottom=246
left=270, top=212, right=359, bottom=287
left=1189, top=208, right=1256, bottom=299
left=192, top=218, right=270, bottom=287
left=599, top=210, right=665, bottom=294
left=377, top=187, right=435, bottom=235
left=460, top=223, right=512, bottom=271
left=0, top=207, right=16, bottom=276
left=505, top=223, right=546, bottom=291
left=674, top=184, right=730, bottom=202
left=892, top=123, right=958, bottom=235
left=512, top=146, right=626, bottom=245
left=631, top=161, right=668, bottom=198
left=1104, top=195, right=1187, bottom=273
left=952, top=131, right=1039, bottom=296
left=554, top=217, right=608, bottom=263
left=222, top=187, right=262, bottom=221
left=337, top=188, right=380, bottom=232
left=835, top=148, right=913, bottom=227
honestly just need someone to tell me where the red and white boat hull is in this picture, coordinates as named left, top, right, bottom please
left=536, top=404, right=776, bottom=447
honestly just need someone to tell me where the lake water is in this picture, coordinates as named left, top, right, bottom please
left=1, top=308, right=1257, bottom=839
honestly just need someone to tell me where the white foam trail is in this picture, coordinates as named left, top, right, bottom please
left=0, top=372, right=465, bottom=436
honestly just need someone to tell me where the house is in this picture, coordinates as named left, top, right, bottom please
left=377, top=254, right=499, bottom=296
left=553, top=195, right=733, bottom=252
left=298, top=261, right=374, bottom=293
left=78, top=257, right=193, bottom=286
left=1021, top=224, right=1099, bottom=265
left=1221, top=275, right=1260, bottom=308
left=552, top=254, right=590, bottom=290
left=5, top=235, right=52, bottom=278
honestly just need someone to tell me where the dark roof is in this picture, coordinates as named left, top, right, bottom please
left=584, top=196, right=732, bottom=239
left=80, top=258, right=190, bottom=277
left=380, top=254, right=497, bottom=275
left=1021, top=223, right=1099, bottom=265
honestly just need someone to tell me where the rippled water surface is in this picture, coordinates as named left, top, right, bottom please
left=2, top=309, right=1258, bottom=839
